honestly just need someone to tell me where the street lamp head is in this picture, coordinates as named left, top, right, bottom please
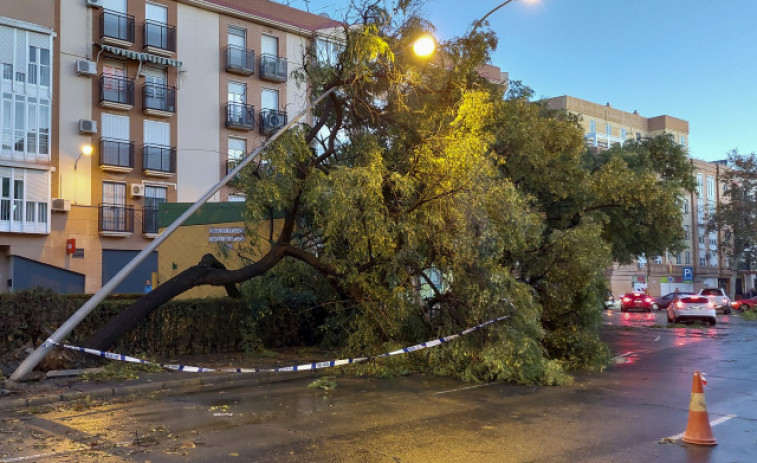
left=412, top=34, right=436, bottom=58
left=75, top=144, right=93, bottom=170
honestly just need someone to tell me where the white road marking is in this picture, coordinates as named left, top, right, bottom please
left=664, top=414, right=736, bottom=441
left=433, top=383, right=497, bottom=395
left=653, top=336, right=661, bottom=342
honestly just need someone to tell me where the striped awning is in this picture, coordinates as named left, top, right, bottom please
left=99, top=44, right=182, bottom=68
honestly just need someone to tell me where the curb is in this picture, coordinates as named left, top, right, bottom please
left=0, top=370, right=316, bottom=412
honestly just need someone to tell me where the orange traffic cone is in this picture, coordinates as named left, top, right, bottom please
left=682, top=371, right=717, bottom=445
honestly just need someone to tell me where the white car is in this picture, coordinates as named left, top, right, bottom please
left=698, top=288, right=731, bottom=314
left=667, top=294, right=717, bottom=326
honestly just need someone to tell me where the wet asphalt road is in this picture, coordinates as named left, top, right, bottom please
left=2, top=309, right=757, bottom=462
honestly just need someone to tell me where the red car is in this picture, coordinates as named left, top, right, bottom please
left=621, top=292, right=653, bottom=312
left=731, top=296, right=757, bottom=311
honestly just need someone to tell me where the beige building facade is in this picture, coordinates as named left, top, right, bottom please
left=0, top=0, right=338, bottom=294
left=544, top=95, right=741, bottom=298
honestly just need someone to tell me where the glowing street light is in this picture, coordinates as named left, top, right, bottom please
left=74, top=144, right=93, bottom=170
left=412, top=34, right=436, bottom=58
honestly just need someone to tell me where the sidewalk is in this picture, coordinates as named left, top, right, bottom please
left=0, top=351, right=324, bottom=412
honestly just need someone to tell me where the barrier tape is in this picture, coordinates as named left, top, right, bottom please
left=41, top=315, right=509, bottom=374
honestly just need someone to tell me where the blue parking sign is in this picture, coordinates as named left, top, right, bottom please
left=683, top=266, right=693, bottom=282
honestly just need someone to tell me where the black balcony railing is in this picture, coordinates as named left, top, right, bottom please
left=259, top=109, right=287, bottom=135
left=259, top=54, right=287, bottom=82
left=142, top=206, right=159, bottom=234
left=99, top=75, right=135, bottom=106
left=99, top=204, right=134, bottom=234
left=100, top=10, right=135, bottom=44
left=142, top=83, right=175, bottom=113
left=143, top=20, right=176, bottom=53
left=225, top=102, right=255, bottom=130
left=100, top=139, right=134, bottom=169
left=225, top=45, right=255, bottom=75
left=143, top=144, right=175, bottom=173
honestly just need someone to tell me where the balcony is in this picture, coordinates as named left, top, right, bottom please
left=142, top=83, right=175, bottom=117
left=143, top=144, right=175, bottom=177
left=99, top=75, right=135, bottom=110
left=225, top=102, right=255, bottom=131
left=259, top=54, right=287, bottom=82
left=259, top=109, right=287, bottom=135
left=99, top=139, right=134, bottom=173
left=225, top=45, right=255, bottom=76
left=142, top=206, right=159, bottom=236
left=100, top=10, right=135, bottom=48
left=99, top=204, right=134, bottom=237
left=143, top=20, right=176, bottom=56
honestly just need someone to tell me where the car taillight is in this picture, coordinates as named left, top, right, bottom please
left=644, top=297, right=652, bottom=303
left=623, top=297, right=631, bottom=302
left=724, top=298, right=730, bottom=305
left=676, top=301, right=684, bottom=309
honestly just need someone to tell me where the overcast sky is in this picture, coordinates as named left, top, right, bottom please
left=280, top=0, right=757, bottom=162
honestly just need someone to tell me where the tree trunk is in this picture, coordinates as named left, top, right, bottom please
left=84, top=250, right=286, bottom=351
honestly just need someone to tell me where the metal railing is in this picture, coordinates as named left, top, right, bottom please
left=98, top=204, right=135, bottom=233
left=226, top=45, right=255, bottom=75
left=143, top=20, right=176, bottom=52
left=99, top=75, right=135, bottom=106
left=225, top=102, right=255, bottom=130
left=142, top=144, right=175, bottom=173
left=259, top=54, right=287, bottom=82
left=100, top=10, right=135, bottom=44
left=142, top=83, right=175, bottom=113
left=100, top=139, right=134, bottom=168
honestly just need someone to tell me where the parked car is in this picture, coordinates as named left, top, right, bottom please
left=620, top=292, right=653, bottom=312
left=731, top=295, right=757, bottom=311
left=667, top=294, right=717, bottom=326
left=651, top=291, right=696, bottom=311
left=698, top=288, right=732, bottom=314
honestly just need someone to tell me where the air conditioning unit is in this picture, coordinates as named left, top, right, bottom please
left=130, top=183, right=144, bottom=198
left=265, top=112, right=284, bottom=130
left=51, top=198, right=71, bottom=212
left=78, top=119, right=97, bottom=134
left=86, top=0, right=103, bottom=8
left=76, top=59, right=97, bottom=76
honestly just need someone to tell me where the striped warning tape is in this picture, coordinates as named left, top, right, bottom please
left=42, top=315, right=509, bottom=373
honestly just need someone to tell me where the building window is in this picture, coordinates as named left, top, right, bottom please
left=696, top=174, right=703, bottom=196
left=228, top=137, right=245, bottom=164
left=605, top=123, right=611, bottom=136
left=684, top=225, right=690, bottom=240
left=589, top=120, right=596, bottom=133
left=700, top=256, right=707, bottom=267
left=143, top=185, right=167, bottom=234
left=685, top=251, right=691, bottom=265
left=654, top=255, right=663, bottom=264
left=707, top=176, right=715, bottom=198
left=316, top=37, right=341, bottom=66
left=682, top=198, right=689, bottom=214
left=2, top=64, right=11, bottom=80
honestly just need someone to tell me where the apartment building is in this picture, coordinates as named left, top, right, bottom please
left=543, top=96, right=690, bottom=151
left=543, top=95, right=739, bottom=297
left=0, top=0, right=339, bottom=294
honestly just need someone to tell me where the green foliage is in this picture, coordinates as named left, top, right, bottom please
left=708, top=150, right=757, bottom=271
left=0, top=289, right=255, bottom=364
left=195, top=0, right=694, bottom=385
